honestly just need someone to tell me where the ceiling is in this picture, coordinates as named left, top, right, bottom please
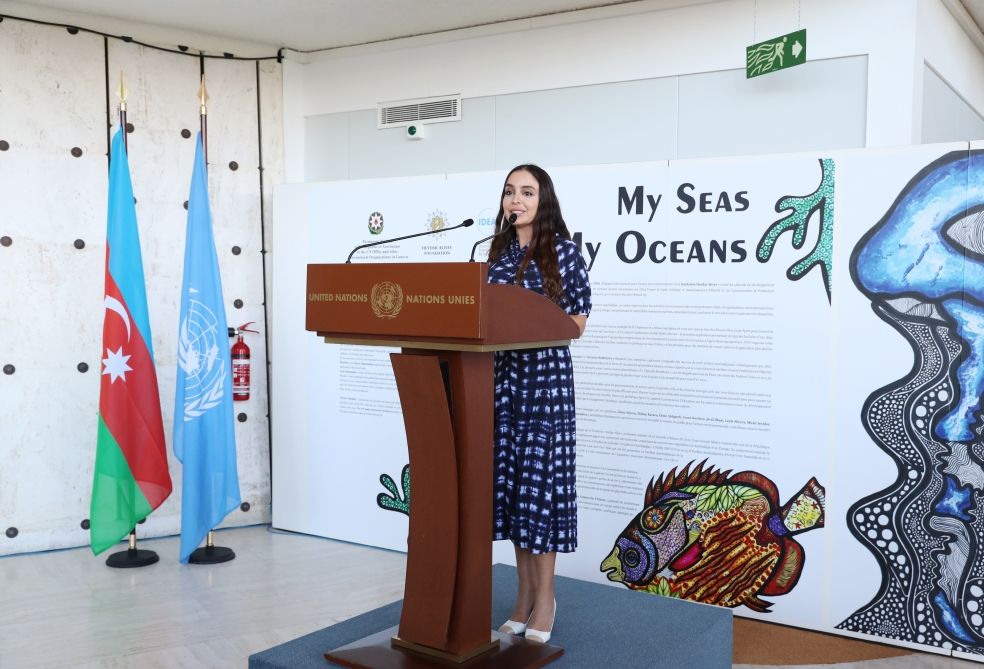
left=964, top=0, right=984, bottom=32
left=1, top=0, right=983, bottom=53
left=0, top=0, right=671, bottom=51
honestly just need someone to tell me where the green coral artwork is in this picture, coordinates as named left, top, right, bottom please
left=377, top=464, right=410, bottom=515
left=757, top=158, right=835, bottom=303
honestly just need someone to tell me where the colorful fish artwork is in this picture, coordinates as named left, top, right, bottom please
left=600, top=461, right=825, bottom=612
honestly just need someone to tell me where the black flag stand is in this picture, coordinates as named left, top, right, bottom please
left=189, top=530, right=235, bottom=564
left=107, top=528, right=160, bottom=568
left=105, top=74, right=160, bottom=570
left=186, top=73, right=235, bottom=567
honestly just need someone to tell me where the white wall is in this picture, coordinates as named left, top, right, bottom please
left=922, top=64, right=984, bottom=142
left=0, top=15, right=283, bottom=556
left=282, top=0, right=953, bottom=182
left=303, top=55, right=869, bottom=181
left=917, top=0, right=984, bottom=141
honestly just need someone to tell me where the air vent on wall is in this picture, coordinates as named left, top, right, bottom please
left=377, top=94, right=461, bottom=128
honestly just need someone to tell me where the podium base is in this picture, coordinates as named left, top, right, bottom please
left=325, top=626, right=563, bottom=668
left=188, top=545, right=236, bottom=564
left=105, top=548, right=159, bottom=568
left=391, top=635, right=500, bottom=663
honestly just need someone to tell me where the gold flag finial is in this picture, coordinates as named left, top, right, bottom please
left=198, top=74, right=209, bottom=116
left=116, top=71, right=128, bottom=112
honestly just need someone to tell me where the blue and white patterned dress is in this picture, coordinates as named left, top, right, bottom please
left=489, top=237, right=592, bottom=554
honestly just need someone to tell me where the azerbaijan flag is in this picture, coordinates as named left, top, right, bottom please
left=90, top=128, right=172, bottom=555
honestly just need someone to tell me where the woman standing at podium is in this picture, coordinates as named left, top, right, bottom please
left=487, top=164, right=591, bottom=644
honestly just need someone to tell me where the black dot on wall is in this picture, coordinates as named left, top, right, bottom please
left=77, top=362, right=89, bottom=373
left=71, top=147, right=83, bottom=158
left=181, top=129, right=191, bottom=139
left=133, top=197, right=138, bottom=205
left=233, top=299, right=244, bottom=309
left=240, top=502, right=251, bottom=512
left=74, top=239, right=85, bottom=250
left=178, top=45, right=189, bottom=52
left=81, top=519, right=90, bottom=530
left=237, top=413, right=247, bottom=423
left=5, top=527, right=17, bottom=538
left=67, top=26, right=79, bottom=35
left=231, top=246, right=242, bottom=255
left=183, top=201, right=188, bottom=210
left=223, top=52, right=234, bottom=58
left=3, top=364, right=14, bottom=375
left=125, top=123, right=134, bottom=134
left=122, top=35, right=132, bottom=43
left=1, top=236, right=11, bottom=247
left=0, top=140, right=9, bottom=151
left=229, top=161, right=239, bottom=171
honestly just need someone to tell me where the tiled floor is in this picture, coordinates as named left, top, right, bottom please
left=0, top=525, right=978, bottom=668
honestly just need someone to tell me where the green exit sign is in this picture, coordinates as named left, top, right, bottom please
left=746, top=29, right=807, bottom=78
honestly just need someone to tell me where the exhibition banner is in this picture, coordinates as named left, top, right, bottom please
left=272, top=142, right=984, bottom=659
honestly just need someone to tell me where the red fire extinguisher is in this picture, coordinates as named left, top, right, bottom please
left=231, top=322, right=259, bottom=401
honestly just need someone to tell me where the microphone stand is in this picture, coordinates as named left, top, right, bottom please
left=347, top=218, right=474, bottom=263
left=468, top=214, right=517, bottom=262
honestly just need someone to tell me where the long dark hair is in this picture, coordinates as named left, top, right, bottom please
left=488, top=164, right=571, bottom=304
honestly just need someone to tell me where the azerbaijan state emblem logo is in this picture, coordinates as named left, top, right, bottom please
left=368, top=211, right=384, bottom=235
left=371, top=281, right=403, bottom=319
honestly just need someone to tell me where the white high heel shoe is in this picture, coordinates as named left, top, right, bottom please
left=498, top=609, right=533, bottom=635
left=525, top=599, right=556, bottom=644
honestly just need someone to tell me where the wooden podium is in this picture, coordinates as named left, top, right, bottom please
left=307, top=262, right=577, bottom=669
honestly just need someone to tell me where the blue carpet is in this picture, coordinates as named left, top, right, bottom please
left=249, top=563, right=732, bottom=668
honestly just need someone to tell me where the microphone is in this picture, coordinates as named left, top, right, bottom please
left=346, top=218, right=474, bottom=263
left=469, top=213, right=517, bottom=262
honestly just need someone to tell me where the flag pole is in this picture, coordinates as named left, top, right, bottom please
left=198, top=74, right=208, bottom=163
left=104, top=71, right=160, bottom=569
left=118, top=71, right=128, bottom=153
left=188, top=73, right=235, bottom=566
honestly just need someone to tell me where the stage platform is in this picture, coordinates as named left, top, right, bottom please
left=249, top=563, right=732, bottom=668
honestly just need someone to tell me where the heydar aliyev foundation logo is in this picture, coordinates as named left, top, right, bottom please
left=178, top=289, right=226, bottom=420
left=371, top=281, right=403, bottom=319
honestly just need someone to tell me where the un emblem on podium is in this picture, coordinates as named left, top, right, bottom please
left=371, top=281, right=403, bottom=319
